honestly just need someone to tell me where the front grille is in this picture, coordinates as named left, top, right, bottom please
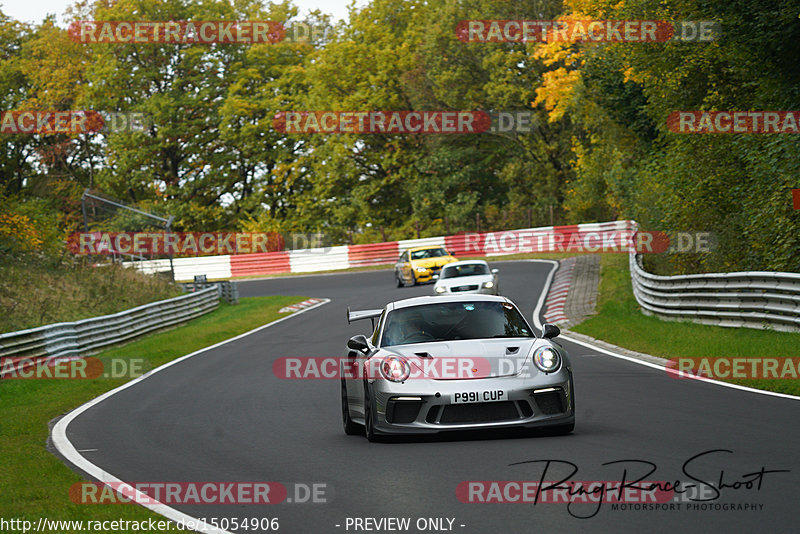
left=451, top=284, right=479, bottom=292
left=386, top=400, right=422, bottom=424
left=518, top=400, right=534, bottom=418
left=439, top=401, right=519, bottom=424
left=425, top=405, right=441, bottom=424
left=532, top=391, right=566, bottom=415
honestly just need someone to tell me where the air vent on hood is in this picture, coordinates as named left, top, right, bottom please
left=506, top=347, right=519, bottom=354
left=415, top=352, right=431, bottom=358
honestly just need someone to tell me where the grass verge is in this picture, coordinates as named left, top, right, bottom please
left=0, top=260, right=182, bottom=334
left=571, top=254, right=800, bottom=397
left=0, top=295, right=306, bottom=531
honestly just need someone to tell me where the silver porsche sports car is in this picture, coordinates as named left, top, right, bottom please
left=341, top=294, right=574, bottom=441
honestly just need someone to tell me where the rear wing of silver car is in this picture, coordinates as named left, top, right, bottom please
left=346, top=306, right=383, bottom=328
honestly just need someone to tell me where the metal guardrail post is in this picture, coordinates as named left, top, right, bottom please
left=178, top=278, right=238, bottom=305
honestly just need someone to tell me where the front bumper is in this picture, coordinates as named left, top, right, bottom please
left=413, top=269, right=438, bottom=283
left=413, top=262, right=454, bottom=283
left=369, top=371, right=574, bottom=435
left=436, top=285, right=496, bottom=295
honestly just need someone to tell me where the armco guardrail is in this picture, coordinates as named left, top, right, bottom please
left=0, top=288, right=218, bottom=378
left=180, top=279, right=239, bottom=304
left=629, top=233, right=800, bottom=333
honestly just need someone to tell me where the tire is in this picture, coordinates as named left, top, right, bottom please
left=412, top=273, right=419, bottom=286
left=395, top=271, right=404, bottom=288
left=363, top=382, right=380, bottom=442
left=341, top=379, right=362, bottom=435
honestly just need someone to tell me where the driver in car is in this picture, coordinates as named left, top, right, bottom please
left=383, top=313, right=430, bottom=346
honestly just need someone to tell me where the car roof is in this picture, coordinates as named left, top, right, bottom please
left=387, top=294, right=510, bottom=311
left=442, top=260, right=489, bottom=268
left=406, top=245, right=449, bottom=252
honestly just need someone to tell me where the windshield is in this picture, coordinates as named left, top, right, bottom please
left=441, top=263, right=489, bottom=279
left=381, top=301, right=533, bottom=347
left=410, top=248, right=449, bottom=260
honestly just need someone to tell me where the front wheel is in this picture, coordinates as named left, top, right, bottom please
left=341, top=379, right=362, bottom=435
left=395, top=271, right=404, bottom=288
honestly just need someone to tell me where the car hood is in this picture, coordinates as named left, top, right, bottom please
left=412, top=257, right=455, bottom=269
left=436, top=274, right=493, bottom=287
left=382, top=338, right=537, bottom=379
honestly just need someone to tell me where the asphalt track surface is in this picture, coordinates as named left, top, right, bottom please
left=58, top=261, right=800, bottom=533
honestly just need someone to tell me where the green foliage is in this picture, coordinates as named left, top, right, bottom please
left=0, top=195, right=65, bottom=260
left=0, top=0, right=797, bottom=272
left=537, top=0, right=800, bottom=273
left=0, top=257, right=181, bottom=333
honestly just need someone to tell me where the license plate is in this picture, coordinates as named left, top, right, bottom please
left=452, top=390, right=506, bottom=404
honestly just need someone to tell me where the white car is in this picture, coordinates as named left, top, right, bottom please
left=432, top=260, right=499, bottom=295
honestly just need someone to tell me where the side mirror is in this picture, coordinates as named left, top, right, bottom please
left=542, top=323, right=560, bottom=339
left=347, top=334, right=370, bottom=352
left=491, top=269, right=499, bottom=274
left=432, top=274, right=439, bottom=280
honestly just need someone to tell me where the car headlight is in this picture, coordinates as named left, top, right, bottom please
left=415, top=267, right=428, bottom=273
left=483, top=281, right=494, bottom=289
left=380, top=356, right=410, bottom=382
left=533, top=346, right=561, bottom=373
left=434, top=285, right=446, bottom=294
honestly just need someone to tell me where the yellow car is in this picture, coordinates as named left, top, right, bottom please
left=394, top=246, right=458, bottom=286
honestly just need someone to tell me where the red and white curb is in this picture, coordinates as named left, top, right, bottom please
left=279, top=298, right=326, bottom=314
left=543, top=257, right=577, bottom=324
left=124, top=220, right=635, bottom=281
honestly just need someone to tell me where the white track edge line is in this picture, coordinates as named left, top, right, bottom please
left=51, top=298, right=331, bottom=534
left=526, top=259, right=800, bottom=402
left=560, top=333, right=800, bottom=401
left=529, top=260, right=559, bottom=331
